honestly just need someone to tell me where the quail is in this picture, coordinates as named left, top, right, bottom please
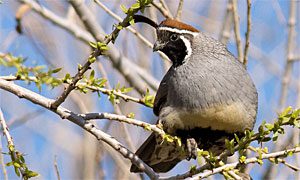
left=129, top=16, right=258, bottom=173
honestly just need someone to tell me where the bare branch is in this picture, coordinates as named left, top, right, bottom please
left=219, top=0, right=233, bottom=44
left=151, top=1, right=173, bottom=19
left=243, top=0, right=251, bottom=67
left=0, top=79, right=158, bottom=179
left=0, top=108, right=26, bottom=177
left=19, top=0, right=159, bottom=94
left=0, top=137, right=8, bottom=180
left=54, top=155, right=61, bottom=180
left=0, top=75, right=153, bottom=108
left=80, top=112, right=165, bottom=136
left=278, top=0, right=297, bottom=110
left=232, top=0, right=243, bottom=63
left=227, top=170, right=242, bottom=180
left=175, top=0, right=184, bottom=20
left=94, top=0, right=170, bottom=62
left=266, top=3, right=298, bottom=178
left=189, top=147, right=300, bottom=180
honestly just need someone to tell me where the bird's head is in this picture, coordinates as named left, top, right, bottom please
left=129, top=15, right=199, bottom=67
left=154, top=19, right=199, bottom=67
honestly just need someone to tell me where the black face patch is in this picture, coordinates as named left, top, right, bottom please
left=157, top=30, right=188, bottom=67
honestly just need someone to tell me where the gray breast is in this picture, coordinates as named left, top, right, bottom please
left=162, top=49, right=258, bottom=132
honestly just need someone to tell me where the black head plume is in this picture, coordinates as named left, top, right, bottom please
left=125, top=15, right=158, bottom=28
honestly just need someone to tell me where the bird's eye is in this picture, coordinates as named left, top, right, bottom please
left=170, top=34, right=178, bottom=41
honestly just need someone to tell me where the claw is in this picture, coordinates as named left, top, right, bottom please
left=186, top=138, right=197, bottom=160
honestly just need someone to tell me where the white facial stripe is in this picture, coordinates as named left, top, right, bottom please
left=158, top=27, right=199, bottom=37
left=179, top=35, right=192, bottom=61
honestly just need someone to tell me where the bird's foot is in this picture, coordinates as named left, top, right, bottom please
left=186, top=138, right=197, bottom=160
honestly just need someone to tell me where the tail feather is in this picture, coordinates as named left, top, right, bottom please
left=130, top=133, right=181, bottom=173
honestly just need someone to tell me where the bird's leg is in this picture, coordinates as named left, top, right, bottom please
left=186, top=138, right=197, bottom=160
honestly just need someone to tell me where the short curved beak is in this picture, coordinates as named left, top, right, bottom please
left=153, top=41, right=165, bottom=52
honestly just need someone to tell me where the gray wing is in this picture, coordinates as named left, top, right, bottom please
left=153, top=68, right=172, bottom=116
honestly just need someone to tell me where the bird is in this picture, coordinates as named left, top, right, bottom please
left=129, top=16, right=258, bottom=173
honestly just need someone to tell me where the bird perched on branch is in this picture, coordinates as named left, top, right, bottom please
left=129, top=15, right=258, bottom=173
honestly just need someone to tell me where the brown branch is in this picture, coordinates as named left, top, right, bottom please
left=0, top=79, right=158, bottom=179
left=232, top=0, right=243, bottom=63
left=243, top=0, right=251, bottom=67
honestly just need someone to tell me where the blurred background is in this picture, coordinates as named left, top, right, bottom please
left=0, top=0, right=300, bottom=179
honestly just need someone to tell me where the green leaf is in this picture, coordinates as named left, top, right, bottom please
left=51, top=68, right=62, bottom=74
left=121, top=87, right=132, bottom=94
left=14, top=167, right=20, bottom=177
left=6, top=161, right=13, bottom=166
left=89, top=41, right=97, bottom=49
left=120, top=4, right=128, bottom=13
left=144, top=125, right=151, bottom=131
left=25, top=170, right=39, bottom=178
left=77, top=63, right=83, bottom=70
left=89, top=70, right=95, bottom=81
left=239, top=156, right=246, bottom=163
left=88, top=56, right=96, bottom=63
left=127, top=112, right=135, bottom=118
left=280, top=106, right=292, bottom=117
left=13, top=162, right=21, bottom=168
left=292, top=109, right=300, bottom=118
left=189, top=165, right=197, bottom=173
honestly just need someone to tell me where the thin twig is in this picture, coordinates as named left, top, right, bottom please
left=54, top=155, right=61, bottom=180
left=227, top=170, right=242, bottom=180
left=175, top=0, right=184, bottom=20
left=0, top=75, right=152, bottom=108
left=151, top=1, right=172, bottom=19
left=219, top=0, right=233, bottom=44
left=0, top=137, right=8, bottom=180
left=243, top=0, right=251, bottom=67
left=189, top=147, right=300, bottom=180
left=97, top=61, right=135, bottom=152
left=0, top=79, right=159, bottom=179
left=94, top=0, right=170, bottom=63
left=19, top=0, right=159, bottom=94
left=52, top=0, right=139, bottom=109
left=248, top=146, right=300, bottom=172
left=81, top=112, right=165, bottom=136
left=278, top=0, right=297, bottom=110
left=232, top=0, right=243, bottom=63
left=265, top=2, right=298, bottom=179
left=0, top=108, right=26, bottom=178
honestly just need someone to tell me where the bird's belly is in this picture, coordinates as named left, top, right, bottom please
left=159, top=102, right=253, bottom=134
